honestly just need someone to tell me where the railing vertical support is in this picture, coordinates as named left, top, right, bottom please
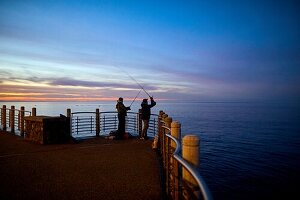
left=96, top=108, right=100, bottom=137
left=171, top=121, right=181, bottom=200
left=161, top=113, right=168, bottom=157
left=18, top=110, right=21, bottom=130
left=67, top=109, right=72, bottom=137
left=103, top=115, right=106, bottom=132
left=32, top=107, right=36, bottom=116
left=2, top=105, right=6, bottom=131
left=164, top=117, right=172, bottom=197
left=158, top=111, right=164, bottom=153
left=182, top=135, right=200, bottom=199
left=20, top=106, right=25, bottom=137
left=67, top=109, right=71, bottom=118
left=10, top=106, right=15, bottom=133
left=138, top=109, right=142, bottom=138
left=76, top=117, right=79, bottom=134
left=90, top=116, right=92, bottom=133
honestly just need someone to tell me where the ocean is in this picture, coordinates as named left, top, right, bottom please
left=1, top=101, right=300, bottom=200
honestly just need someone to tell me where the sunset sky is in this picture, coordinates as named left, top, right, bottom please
left=1, top=0, right=299, bottom=102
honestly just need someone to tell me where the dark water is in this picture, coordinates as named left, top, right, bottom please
left=157, top=102, right=300, bottom=200
left=1, top=101, right=300, bottom=199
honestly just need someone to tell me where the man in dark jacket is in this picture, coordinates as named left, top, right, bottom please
left=140, top=97, right=156, bottom=140
left=116, top=97, right=130, bottom=139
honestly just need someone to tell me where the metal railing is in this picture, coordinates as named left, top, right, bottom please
left=70, top=110, right=158, bottom=138
left=158, top=112, right=213, bottom=200
left=0, top=106, right=31, bottom=136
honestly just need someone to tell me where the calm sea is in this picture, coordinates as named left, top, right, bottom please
left=1, top=101, right=300, bottom=200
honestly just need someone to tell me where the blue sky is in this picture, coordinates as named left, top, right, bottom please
left=0, top=0, right=299, bottom=102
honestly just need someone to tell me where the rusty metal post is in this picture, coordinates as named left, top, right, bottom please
left=10, top=106, right=15, bottom=133
left=67, top=108, right=72, bottom=137
left=96, top=108, right=100, bottom=137
left=164, top=116, right=172, bottom=197
left=67, top=108, right=71, bottom=118
left=171, top=121, right=181, bottom=200
left=32, top=107, right=36, bottom=116
left=1, top=105, right=6, bottom=131
left=158, top=110, right=164, bottom=152
left=20, top=106, right=25, bottom=136
left=161, top=113, right=168, bottom=159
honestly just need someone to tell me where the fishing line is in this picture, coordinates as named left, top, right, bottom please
left=114, top=66, right=152, bottom=98
left=129, top=89, right=142, bottom=107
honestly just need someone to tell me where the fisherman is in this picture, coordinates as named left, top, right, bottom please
left=140, top=97, right=156, bottom=140
left=116, top=97, right=131, bottom=139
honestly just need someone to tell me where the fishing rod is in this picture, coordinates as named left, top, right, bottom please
left=115, top=66, right=152, bottom=98
left=129, top=89, right=142, bottom=107
left=126, top=72, right=152, bottom=98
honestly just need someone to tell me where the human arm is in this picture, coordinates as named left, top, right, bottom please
left=150, top=97, right=156, bottom=107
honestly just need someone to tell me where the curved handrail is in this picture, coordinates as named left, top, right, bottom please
left=166, top=134, right=213, bottom=200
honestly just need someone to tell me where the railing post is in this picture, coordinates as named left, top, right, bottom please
left=138, top=109, right=142, bottom=138
left=158, top=111, right=164, bottom=145
left=164, top=116, right=172, bottom=197
left=182, top=135, right=200, bottom=199
left=90, top=116, right=93, bottom=133
left=1, top=105, right=6, bottom=131
left=10, top=106, right=15, bottom=133
left=171, top=121, right=181, bottom=200
left=18, top=109, right=20, bottom=131
left=161, top=113, right=168, bottom=156
left=67, top=109, right=71, bottom=118
left=103, top=115, right=106, bottom=132
left=96, top=108, right=100, bottom=137
left=20, top=106, right=25, bottom=137
left=76, top=116, right=79, bottom=134
left=67, top=108, right=72, bottom=137
left=32, top=107, right=36, bottom=116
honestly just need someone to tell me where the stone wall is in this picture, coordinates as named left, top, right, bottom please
left=25, top=116, right=70, bottom=144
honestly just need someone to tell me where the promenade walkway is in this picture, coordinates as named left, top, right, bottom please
left=0, top=131, right=163, bottom=200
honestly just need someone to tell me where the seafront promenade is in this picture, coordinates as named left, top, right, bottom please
left=0, top=131, right=163, bottom=200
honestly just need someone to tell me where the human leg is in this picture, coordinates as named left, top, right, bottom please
left=142, top=119, right=149, bottom=139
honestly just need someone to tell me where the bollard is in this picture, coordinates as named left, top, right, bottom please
left=1, top=105, right=6, bottom=131
left=171, top=121, right=181, bottom=148
left=158, top=111, right=165, bottom=153
left=162, top=113, right=168, bottom=120
left=67, top=108, right=71, bottom=118
left=171, top=121, right=181, bottom=200
left=182, top=135, right=200, bottom=186
left=96, top=108, right=100, bottom=137
left=67, top=108, right=72, bottom=137
left=164, top=117, right=172, bottom=196
left=20, top=106, right=25, bottom=136
left=32, top=107, right=36, bottom=116
left=10, top=106, right=15, bottom=133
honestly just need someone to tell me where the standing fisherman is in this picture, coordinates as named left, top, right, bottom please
left=140, top=97, right=156, bottom=140
left=116, top=97, right=131, bottom=139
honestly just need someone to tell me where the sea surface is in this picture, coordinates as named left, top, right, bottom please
left=1, top=101, right=300, bottom=200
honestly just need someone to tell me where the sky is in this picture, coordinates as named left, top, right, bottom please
left=0, top=0, right=299, bottom=102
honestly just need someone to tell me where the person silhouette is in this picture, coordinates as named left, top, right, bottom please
left=140, top=97, right=156, bottom=140
left=116, top=97, right=131, bottom=139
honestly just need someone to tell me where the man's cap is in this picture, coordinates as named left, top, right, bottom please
left=118, top=97, right=123, bottom=101
left=142, top=98, right=148, bottom=102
